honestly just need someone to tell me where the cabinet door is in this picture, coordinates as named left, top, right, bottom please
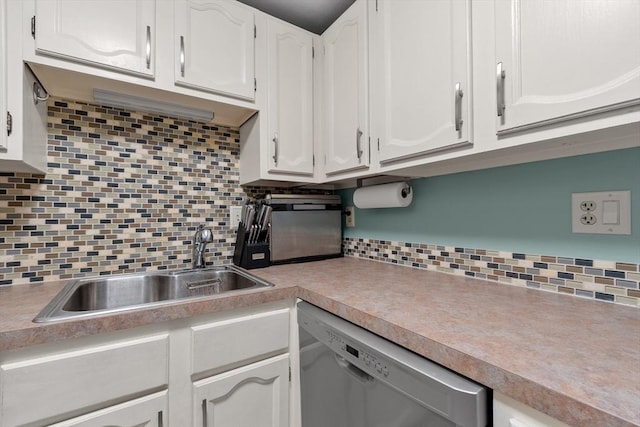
left=194, top=354, right=289, bottom=427
left=34, top=0, right=155, bottom=77
left=371, top=0, right=472, bottom=165
left=175, top=0, right=255, bottom=101
left=267, top=19, right=314, bottom=176
left=323, top=0, right=369, bottom=175
left=495, top=0, right=640, bottom=134
left=0, top=0, right=6, bottom=151
left=48, top=391, right=167, bottom=427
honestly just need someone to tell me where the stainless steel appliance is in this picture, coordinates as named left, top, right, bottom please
left=266, top=194, right=342, bottom=264
left=298, top=302, right=489, bottom=427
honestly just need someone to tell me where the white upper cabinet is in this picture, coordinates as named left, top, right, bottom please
left=1, top=0, right=48, bottom=174
left=371, top=0, right=472, bottom=166
left=174, top=0, right=255, bottom=101
left=238, top=14, right=317, bottom=185
left=34, top=0, right=155, bottom=77
left=0, top=0, right=6, bottom=152
left=267, top=18, right=314, bottom=176
left=495, top=0, right=640, bottom=134
left=322, top=0, right=369, bottom=176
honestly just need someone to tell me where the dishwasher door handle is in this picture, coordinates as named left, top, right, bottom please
left=335, top=354, right=374, bottom=384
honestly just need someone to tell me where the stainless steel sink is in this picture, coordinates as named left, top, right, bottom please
left=34, top=266, right=273, bottom=322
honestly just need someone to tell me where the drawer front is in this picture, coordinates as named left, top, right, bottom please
left=48, top=391, right=168, bottom=427
left=0, top=334, right=169, bottom=426
left=192, top=308, right=289, bottom=376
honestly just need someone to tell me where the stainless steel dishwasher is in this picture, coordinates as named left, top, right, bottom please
left=298, top=302, right=488, bottom=427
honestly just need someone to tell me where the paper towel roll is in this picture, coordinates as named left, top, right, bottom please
left=353, top=182, right=413, bottom=209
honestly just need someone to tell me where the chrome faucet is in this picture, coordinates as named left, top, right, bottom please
left=192, top=224, right=213, bottom=269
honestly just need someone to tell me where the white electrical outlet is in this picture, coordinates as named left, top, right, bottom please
left=571, top=191, right=631, bottom=235
left=229, top=206, right=243, bottom=229
left=580, top=201, right=596, bottom=211
left=345, top=206, right=355, bottom=227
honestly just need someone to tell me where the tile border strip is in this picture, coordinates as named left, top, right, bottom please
left=343, top=237, right=640, bottom=307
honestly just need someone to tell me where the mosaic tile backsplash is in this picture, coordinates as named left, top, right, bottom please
left=0, top=98, right=262, bottom=286
left=0, top=97, right=637, bottom=310
left=343, top=237, right=640, bottom=307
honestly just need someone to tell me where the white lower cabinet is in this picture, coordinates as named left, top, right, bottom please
left=0, top=334, right=169, bottom=426
left=0, top=303, right=293, bottom=427
left=194, top=354, right=290, bottom=427
left=493, top=391, right=570, bottom=427
left=48, top=391, right=168, bottom=427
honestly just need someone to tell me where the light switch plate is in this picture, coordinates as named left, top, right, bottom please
left=571, top=190, right=631, bottom=235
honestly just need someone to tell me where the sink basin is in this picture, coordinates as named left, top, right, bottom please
left=34, top=266, right=273, bottom=322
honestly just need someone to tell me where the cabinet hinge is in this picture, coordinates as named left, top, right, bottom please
left=289, top=366, right=291, bottom=382
left=254, top=78, right=257, bottom=92
left=377, top=138, right=380, bottom=151
left=254, top=24, right=256, bottom=39
left=31, top=16, right=36, bottom=38
left=312, top=46, right=314, bottom=59
left=6, top=111, right=12, bottom=136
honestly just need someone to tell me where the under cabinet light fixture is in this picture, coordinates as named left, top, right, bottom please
left=92, top=89, right=214, bottom=122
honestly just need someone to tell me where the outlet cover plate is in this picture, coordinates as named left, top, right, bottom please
left=230, top=206, right=243, bottom=229
left=571, top=190, right=631, bottom=235
left=345, top=206, right=355, bottom=227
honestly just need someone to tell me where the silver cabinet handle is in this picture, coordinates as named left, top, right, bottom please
left=146, top=26, right=151, bottom=69
left=356, top=128, right=363, bottom=162
left=272, top=133, right=279, bottom=166
left=202, top=399, right=208, bottom=427
left=180, top=36, right=185, bottom=77
left=6, top=111, right=12, bottom=136
left=454, top=82, right=464, bottom=131
left=496, top=62, right=505, bottom=117
left=32, top=82, right=49, bottom=105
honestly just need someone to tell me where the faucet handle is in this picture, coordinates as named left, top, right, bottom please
left=195, top=224, right=213, bottom=243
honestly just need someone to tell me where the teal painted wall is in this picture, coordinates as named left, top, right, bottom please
left=341, top=148, right=640, bottom=263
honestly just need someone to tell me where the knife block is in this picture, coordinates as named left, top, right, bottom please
left=233, top=223, right=270, bottom=269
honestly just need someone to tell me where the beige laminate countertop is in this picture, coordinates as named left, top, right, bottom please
left=0, top=257, right=638, bottom=426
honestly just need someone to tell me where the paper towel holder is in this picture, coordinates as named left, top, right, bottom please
left=353, top=176, right=413, bottom=209
left=356, top=176, right=412, bottom=195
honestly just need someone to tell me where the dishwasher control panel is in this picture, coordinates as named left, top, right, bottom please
left=327, top=322, right=390, bottom=378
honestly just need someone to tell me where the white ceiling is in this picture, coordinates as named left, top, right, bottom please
left=238, top=0, right=355, bottom=34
